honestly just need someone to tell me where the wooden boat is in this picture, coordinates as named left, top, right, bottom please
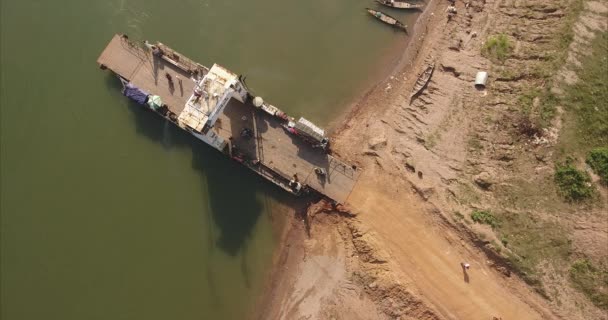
left=410, top=63, right=435, bottom=101
left=375, top=0, right=424, bottom=10
left=366, top=8, right=407, bottom=31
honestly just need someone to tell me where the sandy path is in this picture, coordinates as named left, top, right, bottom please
left=347, top=173, right=548, bottom=320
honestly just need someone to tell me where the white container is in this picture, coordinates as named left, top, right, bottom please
left=475, top=71, right=488, bottom=88
left=261, top=103, right=279, bottom=116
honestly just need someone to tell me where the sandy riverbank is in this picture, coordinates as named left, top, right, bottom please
left=249, top=0, right=604, bottom=318
left=250, top=3, right=445, bottom=319
left=249, top=4, right=443, bottom=318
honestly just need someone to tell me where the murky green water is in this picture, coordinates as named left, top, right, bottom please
left=1, top=0, right=417, bottom=319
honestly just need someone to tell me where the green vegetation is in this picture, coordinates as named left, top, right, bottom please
left=474, top=0, right=607, bottom=308
left=500, top=235, right=508, bottom=247
left=554, top=160, right=594, bottom=201
left=453, top=211, right=465, bottom=220
left=470, top=210, right=499, bottom=228
left=467, top=135, right=483, bottom=152
left=539, top=91, right=560, bottom=124
left=512, top=0, right=585, bottom=127
left=586, top=147, right=608, bottom=185
left=498, top=212, right=571, bottom=294
left=569, top=259, right=608, bottom=309
left=518, top=88, right=542, bottom=115
left=562, top=31, right=608, bottom=148
left=482, top=34, right=512, bottom=63
left=516, top=85, right=560, bottom=127
left=490, top=240, right=502, bottom=253
left=556, top=0, right=585, bottom=51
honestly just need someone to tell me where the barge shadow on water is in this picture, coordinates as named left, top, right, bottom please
left=97, top=34, right=360, bottom=204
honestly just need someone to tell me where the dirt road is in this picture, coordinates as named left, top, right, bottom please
left=347, top=172, right=556, bottom=319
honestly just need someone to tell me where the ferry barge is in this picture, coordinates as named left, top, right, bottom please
left=97, top=34, right=360, bottom=203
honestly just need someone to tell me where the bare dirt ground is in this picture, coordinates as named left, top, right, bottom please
left=256, top=212, right=389, bottom=320
left=346, top=175, right=553, bottom=320
left=255, top=0, right=608, bottom=319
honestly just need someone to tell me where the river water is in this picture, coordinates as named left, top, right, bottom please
left=0, top=0, right=417, bottom=319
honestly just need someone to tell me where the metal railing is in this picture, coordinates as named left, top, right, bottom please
left=116, top=35, right=209, bottom=78
left=118, top=35, right=150, bottom=62
left=156, top=42, right=209, bottom=76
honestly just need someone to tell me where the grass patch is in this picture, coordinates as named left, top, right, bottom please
left=500, top=235, right=509, bottom=247
left=556, top=0, right=585, bottom=52
left=569, top=259, right=608, bottom=309
left=510, top=0, right=585, bottom=126
left=539, top=91, right=559, bottom=124
left=498, top=212, right=571, bottom=292
left=494, top=177, right=565, bottom=213
left=457, top=182, right=481, bottom=204
left=518, top=88, right=542, bottom=115
left=470, top=210, right=500, bottom=228
left=467, top=135, right=483, bottom=152
left=482, top=34, right=512, bottom=63
left=517, top=85, right=560, bottom=127
left=425, top=132, right=439, bottom=149
left=453, top=211, right=465, bottom=220
left=554, top=159, right=594, bottom=201
left=586, top=147, right=608, bottom=185
left=562, top=31, right=608, bottom=148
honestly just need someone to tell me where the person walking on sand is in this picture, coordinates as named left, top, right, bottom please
left=461, top=262, right=471, bottom=283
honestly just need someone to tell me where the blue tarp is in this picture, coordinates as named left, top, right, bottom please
left=123, top=83, right=149, bottom=105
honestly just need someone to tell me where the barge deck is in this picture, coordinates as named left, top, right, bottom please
left=97, top=34, right=360, bottom=204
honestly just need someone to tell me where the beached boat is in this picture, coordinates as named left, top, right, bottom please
left=375, top=0, right=424, bottom=10
left=366, top=8, right=407, bottom=31
left=410, top=63, right=435, bottom=101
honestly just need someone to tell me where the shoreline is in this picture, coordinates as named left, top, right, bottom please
left=251, top=1, right=444, bottom=318
left=249, top=0, right=607, bottom=317
left=328, top=0, right=440, bottom=136
left=247, top=0, right=597, bottom=316
left=249, top=212, right=302, bottom=320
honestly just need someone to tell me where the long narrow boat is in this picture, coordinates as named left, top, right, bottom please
left=375, top=0, right=424, bottom=9
left=410, top=62, right=435, bottom=101
left=366, top=8, right=407, bottom=32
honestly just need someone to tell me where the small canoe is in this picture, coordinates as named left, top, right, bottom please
left=375, top=0, right=424, bottom=10
left=366, top=8, right=407, bottom=32
left=410, top=63, right=435, bottom=101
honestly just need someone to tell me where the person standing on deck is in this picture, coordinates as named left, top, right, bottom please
left=165, top=72, right=175, bottom=92
left=176, top=75, right=183, bottom=96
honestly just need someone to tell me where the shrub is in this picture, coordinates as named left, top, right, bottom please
left=586, top=147, right=608, bottom=185
left=554, top=160, right=594, bottom=201
left=569, top=259, right=608, bottom=309
left=500, top=236, right=509, bottom=247
left=470, top=210, right=499, bottom=228
left=482, top=34, right=512, bottom=62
